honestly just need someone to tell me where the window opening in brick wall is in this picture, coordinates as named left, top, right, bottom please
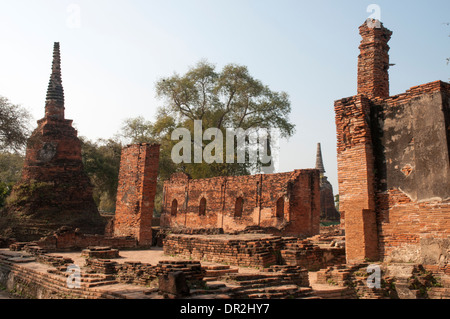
left=199, top=197, right=207, bottom=216
left=171, top=199, right=178, bottom=216
left=234, top=197, right=244, bottom=218
left=276, top=197, right=285, bottom=219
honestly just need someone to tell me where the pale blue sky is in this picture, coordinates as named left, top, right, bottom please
left=0, top=0, right=449, bottom=192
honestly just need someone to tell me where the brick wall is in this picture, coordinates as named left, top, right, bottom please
left=163, top=234, right=345, bottom=270
left=161, top=169, right=320, bottom=237
left=36, top=227, right=138, bottom=251
left=163, top=234, right=282, bottom=268
left=335, top=95, right=378, bottom=263
left=113, top=144, right=160, bottom=246
left=335, top=20, right=450, bottom=264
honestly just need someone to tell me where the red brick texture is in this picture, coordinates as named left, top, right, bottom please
left=335, top=95, right=378, bottom=263
left=163, top=234, right=345, bottom=270
left=36, top=227, right=138, bottom=251
left=336, top=20, right=450, bottom=264
left=161, top=169, right=321, bottom=237
left=377, top=189, right=450, bottom=261
left=357, top=20, right=392, bottom=99
left=1, top=42, right=105, bottom=241
left=113, top=144, right=160, bottom=246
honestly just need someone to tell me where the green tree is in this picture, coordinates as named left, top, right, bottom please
left=0, top=96, right=31, bottom=152
left=80, top=137, right=123, bottom=212
left=118, top=61, right=295, bottom=214
left=156, top=60, right=294, bottom=136
left=0, top=95, right=30, bottom=207
left=119, top=116, right=157, bottom=144
left=155, top=60, right=295, bottom=178
left=0, top=152, right=24, bottom=207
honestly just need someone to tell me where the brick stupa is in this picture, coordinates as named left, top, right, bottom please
left=0, top=43, right=105, bottom=241
left=315, top=143, right=340, bottom=222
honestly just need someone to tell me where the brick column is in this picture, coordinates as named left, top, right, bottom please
left=113, top=143, right=160, bottom=246
left=357, top=20, right=392, bottom=99
left=335, top=95, right=378, bottom=263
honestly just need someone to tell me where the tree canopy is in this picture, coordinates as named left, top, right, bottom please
left=0, top=96, right=31, bottom=152
left=80, top=137, right=123, bottom=212
left=156, top=60, right=295, bottom=137
left=151, top=60, right=296, bottom=179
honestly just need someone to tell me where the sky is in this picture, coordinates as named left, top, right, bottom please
left=0, top=0, right=449, bottom=192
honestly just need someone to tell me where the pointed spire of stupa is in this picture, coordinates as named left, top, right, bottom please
left=316, top=143, right=325, bottom=174
left=45, top=42, right=65, bottom=119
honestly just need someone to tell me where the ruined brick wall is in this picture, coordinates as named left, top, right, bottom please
left=113, top=144, right=160, bottom=246
left=36, top=227, right=138, bottom=251
left=161, top=169, right=320, bottom=237
left=374, top=82, right=450, bottom=263
left=163, top=234, right=285, bottom=268
left=335, top=20, right=450, bottom=264
left=337, top=82, right=450, bottom=264
left=163, top=234, right=345, bottom=270
left=281, top=241, right=345, bottom=271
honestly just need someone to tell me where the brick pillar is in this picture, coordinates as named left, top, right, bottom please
left=357, top=19, right=392, bottom=99
left=335, top=95, right=378, bottom=263
left=113, top=143, right=160, bottom=246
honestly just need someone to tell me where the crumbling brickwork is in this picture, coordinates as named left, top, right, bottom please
left=35, top=227, right=138, bottom=251
left=335, top=20, right=450, bottom=264
left=357, top=20, right=392, bottom=99
left=163, top=233, right=345, bottom=270
left=113, top=143, right=160, bottom=246
left=0, top=43, right=105, bottom=241
left=161, top=169, right=321, bottom=237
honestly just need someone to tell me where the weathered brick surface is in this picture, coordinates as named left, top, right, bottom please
left=85, top=258, right=204, bottom=287
left=377, top=190, right=450, bottom=262
left=0, top=43, right=105, bottom=241
left=113, top=143, right=160, bottom=246
left=163, top=233, right=345, bottom=270
left=357, top=19, right=392, bottom=99
left=161, top=169, right=320, bottom=237
left=163, top=234, right=283, bottom=268
left=34, top=227, right=138, bottom=251
left=281, top=241, right=345, bottom=271
left=335, top=95, right=378, bottom=263
left=336, top=20, right=450, bottom=264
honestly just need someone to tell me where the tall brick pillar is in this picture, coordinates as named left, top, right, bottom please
left=358, top=19, right=392, bottom=99
left=113, top=144, right=160, bottom=246
left=334, top=20, right=393, bottom=263
left=335, top=96, right=378, bottom=263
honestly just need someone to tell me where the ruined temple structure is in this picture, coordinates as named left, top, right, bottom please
left=112, top=143, right=160, bottom=246
left=0, top=43, right=105, bottom=241
left=160, top=169, right=321, bottom=237
left=335, top=20, right=450, bottom=264
left=316, top=143, right=340, bottom=222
